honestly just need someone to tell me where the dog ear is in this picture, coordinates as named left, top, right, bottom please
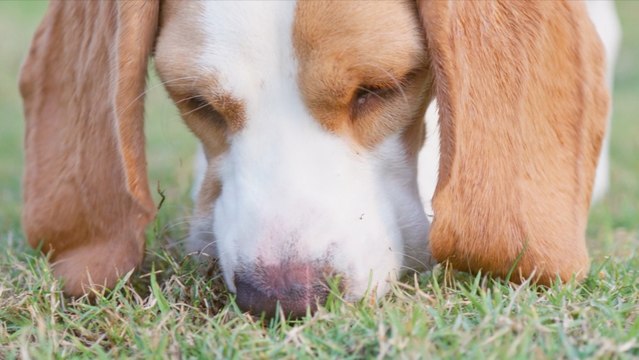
left=418, top=1, right=609, bottom=283
left=19, top=1, right=159, bottom=296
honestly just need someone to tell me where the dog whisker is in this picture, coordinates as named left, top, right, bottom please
left=393, top=249, right=433, bottom=271
left=355, top=86, right=387, bottom=102
left=173, top=94, right=207, bottom=106
left=116, top=76, right=201, bottom=118
left=180, top=101, right=214, bottom=117
left=352, top=62, right=409, bottom=105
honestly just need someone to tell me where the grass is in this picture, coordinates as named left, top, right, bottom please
left=1, top=1, right=638, bottom=358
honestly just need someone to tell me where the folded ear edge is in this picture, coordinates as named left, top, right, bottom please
left=113, top=1, right=160, bottom=218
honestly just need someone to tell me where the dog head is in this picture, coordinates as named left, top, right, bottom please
left=20, top=0, right=607, bottom=316
left=154, top=1, right=433, bottom=315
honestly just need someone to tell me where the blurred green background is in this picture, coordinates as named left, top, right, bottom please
left=1, top=1, right=637, bottom=258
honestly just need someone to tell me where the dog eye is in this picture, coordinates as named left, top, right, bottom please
left=184, top=95, right=214, bottom=115
left=351, top=69, right=420, bottom=118
left=355, top=86, right=392, bottom=104
left=355, top=88, right=374, bottom=106
left=182, top=95, right=226, bottom=127
left=351, top=85, right=394, bottom=117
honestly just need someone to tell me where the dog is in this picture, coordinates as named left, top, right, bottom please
left=20, top=1, right=610, bottom=317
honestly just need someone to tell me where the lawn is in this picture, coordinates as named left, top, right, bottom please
left=1, top=1, right=638, bottom=358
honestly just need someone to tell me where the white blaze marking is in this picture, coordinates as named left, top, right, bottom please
left=190, top=1, right=431, bottom=299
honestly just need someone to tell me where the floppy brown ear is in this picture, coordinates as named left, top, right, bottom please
left=418, top=1, right=609, bottom=284
left=19, top=1, right=159, bottom=296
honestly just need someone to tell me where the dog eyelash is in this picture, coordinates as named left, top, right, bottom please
left=351, top=81, right=402, bottom=118
left=351, top=85, right=394, bottom=119
left=354, top=86, right=393, bottom=106
left=184, top=95, right=214, bottom=115
left=182, top=95, right=226, bottom=126
left=351, top=69, right=419, bottom=116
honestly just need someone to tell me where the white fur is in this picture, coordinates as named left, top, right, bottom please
left=189, top=2, right=431, bottom=300
left=417, top=102, right=439, bottom=219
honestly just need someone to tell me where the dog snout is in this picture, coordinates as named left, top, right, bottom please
left=233, top=262, right=337, bottom=318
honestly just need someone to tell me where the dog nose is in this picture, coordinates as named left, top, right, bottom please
left=234, top=263, right=334, bottom=318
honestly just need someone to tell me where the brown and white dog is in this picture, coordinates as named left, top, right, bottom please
left=20, top=1, right=610, bottom=316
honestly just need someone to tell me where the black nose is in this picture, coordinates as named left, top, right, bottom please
left=234, top=262, right=335, bottom=318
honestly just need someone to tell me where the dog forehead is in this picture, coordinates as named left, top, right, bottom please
left=293, top=1, right=424, bottom=72
left=191, top=1, right=420, bottom=60
left=159, top=1, right=421, bottom=98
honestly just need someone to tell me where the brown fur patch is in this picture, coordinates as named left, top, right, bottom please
left=156, top=1, right=245, bottom=134
left=20, top=1, right=159, bottom=296
left=419, top=0, right=608, bottom=284
left=293, top=1, right=433, bottom=153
